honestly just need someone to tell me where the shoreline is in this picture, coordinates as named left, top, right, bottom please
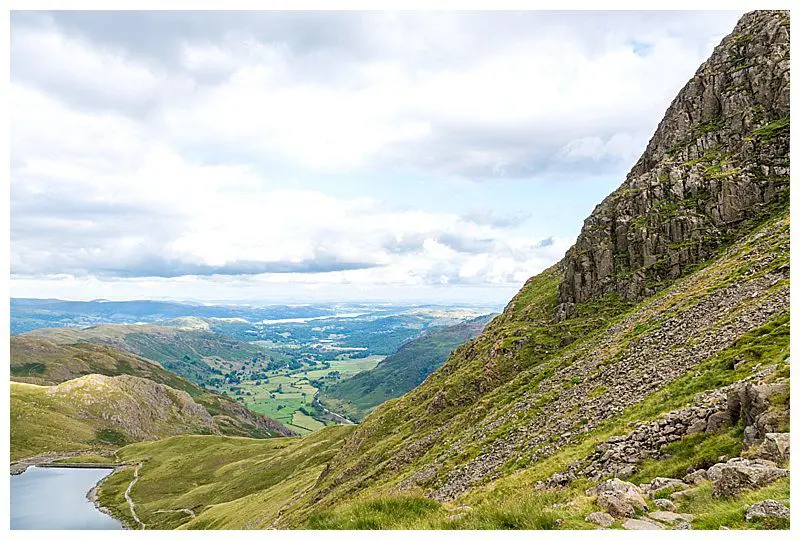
left=87, top=474, right=130, bottom=530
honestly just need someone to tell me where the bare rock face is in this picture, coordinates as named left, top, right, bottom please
left=745, top=499, right=790, bottom=522
left=707, top=457, right=788, bottom=497
left=557, top=10, right=789, bottom=311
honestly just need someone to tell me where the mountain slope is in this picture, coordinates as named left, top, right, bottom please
left=319, top=315, right=495, bottom=421
left=10, top=336, right=295, bottom=454
left=298, top=10, right=789, bottom=512
left=91, top=11, right=790, bottom=530
left=11, top=375, right=218, bottom=461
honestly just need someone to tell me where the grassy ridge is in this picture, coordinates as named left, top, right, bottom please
left=10, top=338, right=294, bottom=458
left=10, top=375, right=216, bottom=460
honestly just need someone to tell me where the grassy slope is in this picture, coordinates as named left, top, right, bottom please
left=96, top=426, right=355, bottom=530
left=10, top=337, right=293, bottom=453
left=10, top=375, right=216, bottom=461
left=11, top=336, right=201, bottom=394
left=319, top=315, right=493, bottom=421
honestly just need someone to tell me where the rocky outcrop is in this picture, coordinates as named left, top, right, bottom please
left=557, top=10, right=789, bottom=310
left=753, top=432, right=790, bottom=464
left=728, top=382, right=789, bottom=446
left=707, top=457, right=788, bottom=497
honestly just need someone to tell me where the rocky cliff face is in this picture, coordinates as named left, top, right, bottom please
left=557, top=10, right=789, bottom=312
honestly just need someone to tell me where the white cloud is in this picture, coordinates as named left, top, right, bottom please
left=9, top=11, right=743, bottom=302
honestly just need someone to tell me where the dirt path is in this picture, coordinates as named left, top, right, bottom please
left=154, top=508, right=197, bottom=519
left=125, top=463, right=146, bottom=530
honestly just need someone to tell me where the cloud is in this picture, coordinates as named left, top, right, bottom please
left=9, top=11, right=743, bottom=302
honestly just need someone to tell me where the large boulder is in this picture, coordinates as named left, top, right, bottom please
left=745, top=500, right=790, bottom=522
left=587, top=479, right=648, bottom=518
left=707, top=458, right=788, bottom=497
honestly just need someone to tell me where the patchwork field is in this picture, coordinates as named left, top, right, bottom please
left=209, top=355, right=384, bottom=434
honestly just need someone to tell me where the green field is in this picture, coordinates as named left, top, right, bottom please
left=210, top=355, right=383, bottom=434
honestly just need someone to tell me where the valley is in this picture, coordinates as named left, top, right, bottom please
left=7, top=9, right=792, bottom=532
left=11, top=303, right=497, bottom=436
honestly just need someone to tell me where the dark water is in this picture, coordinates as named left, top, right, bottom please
left=11, top=466, right=123, bottom=530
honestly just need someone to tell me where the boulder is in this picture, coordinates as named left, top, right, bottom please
left=745, top=500, right=790, bottom=522
left=732, top=383, right=788, bottom=446
left=642, top=477, right=689, bottom=497
left=622, top=518, right=663, bottom=530
left=753, top=433, right=790, bottom=465
left=707, top=458, right=789, bottom=497
left=585, top=512, right=615, bottom=527
left=587, top=479, right=648, bottom=518
left=653, top=499, right=677, bottom=512
left=683, top=469, right=709, bottom=485
left=686, top=419, right=707, bottom=435
left=705, top=411, right=731, bottom=433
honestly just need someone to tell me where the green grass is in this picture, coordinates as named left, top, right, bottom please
left=96, top=426, right=355, bottom=529
left=628, top=427, right=744, bottom=485
left=306, top=496, right=446, bottom=529
left=677, top=478, right=790, bottom=529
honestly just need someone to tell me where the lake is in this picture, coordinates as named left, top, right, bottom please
left=11, top=466, right=123, bottom=530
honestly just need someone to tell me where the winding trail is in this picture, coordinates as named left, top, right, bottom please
left=154, top=508, right=197, bottom=519
left=125, top=463, right=145, bottom=530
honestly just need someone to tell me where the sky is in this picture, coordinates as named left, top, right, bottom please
left=9, top=10, right=743, bottom=305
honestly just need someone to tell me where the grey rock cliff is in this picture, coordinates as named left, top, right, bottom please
left=558, top=10, right=789, bottom=309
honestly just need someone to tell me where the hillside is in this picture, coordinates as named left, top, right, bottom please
left=319, top=315, right=495, bottom=421
left=95, top=427, right=355, bottom=529
left=86, top=11, right=791, bottom=530
left=12, top=375, right=219, bottom=461
left=10, top=337, right=295, bottom=458
left=23, top=323, right=270, bottom=387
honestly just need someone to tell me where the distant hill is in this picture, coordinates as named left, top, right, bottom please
left=10, top=298, right=335, bottom=334
left=10, top=336, right=295, bottom=460
left=319, top=315, right=495, bottom=421
left=22, top=324, right=273, bottom=387
left=11, top=374, right=220, bottom=461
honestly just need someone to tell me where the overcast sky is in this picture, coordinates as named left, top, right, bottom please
left=10, top=10, right=742, bottom=305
